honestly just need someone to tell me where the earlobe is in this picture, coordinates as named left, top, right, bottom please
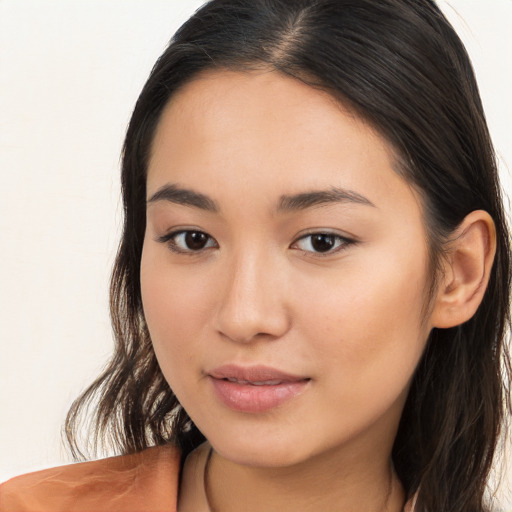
left=430, top=210, right=496, bottom=329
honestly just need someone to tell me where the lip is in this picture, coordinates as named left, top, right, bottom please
left=208, top=364, right=310, bottom=413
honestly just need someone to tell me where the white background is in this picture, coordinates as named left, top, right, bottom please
left=0, top=0, right=511, bottom=508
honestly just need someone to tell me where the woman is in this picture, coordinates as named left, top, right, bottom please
left=1, top=0, right=510, bottom=511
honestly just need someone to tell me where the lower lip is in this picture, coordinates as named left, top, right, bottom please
left=209, top=377, right=309, bottom=413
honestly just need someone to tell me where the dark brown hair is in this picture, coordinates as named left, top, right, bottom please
left=65, top=1, right=511, bottom=511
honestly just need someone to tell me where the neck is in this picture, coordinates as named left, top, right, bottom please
left=204, top=443, right=405, bottom=512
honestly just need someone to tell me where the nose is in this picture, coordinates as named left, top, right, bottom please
left=215, top=247, right=291, bottom=344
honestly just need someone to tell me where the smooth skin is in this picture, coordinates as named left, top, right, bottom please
left=140, top=69, right=496, bottom=512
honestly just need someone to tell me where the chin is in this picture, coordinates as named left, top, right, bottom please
left=201, top=424, right=317, bottom=468
left=215, top=442, right=304, bottom=468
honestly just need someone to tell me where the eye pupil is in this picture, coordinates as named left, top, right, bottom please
left=185, top=231, right=208, bottom=250
left=311, top=234, right=335, bottom=252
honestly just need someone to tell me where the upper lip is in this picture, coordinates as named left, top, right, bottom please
left=208, top=364, right=308, bottom=383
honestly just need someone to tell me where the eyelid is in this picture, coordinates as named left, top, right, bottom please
left=291, top=230, right=357, bottom=256
left=156, top=228, right=218, bottom=255
left=154, top=227, right=357, bottom=257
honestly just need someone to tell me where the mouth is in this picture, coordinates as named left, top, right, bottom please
left=209, top=364, right=308, bottom=383
left=208, top=364, right=310, bottom=413
left=222, top=378, right=287, bottom=386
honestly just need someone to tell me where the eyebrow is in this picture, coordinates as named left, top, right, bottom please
left=147, top=184, right=219, bottom=212
left=277, top=187, right=375, bottom=211
left=146, top=183, right=375, bottom=212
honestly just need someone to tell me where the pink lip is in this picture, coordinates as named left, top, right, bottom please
left=208, top=365, right=310, bottom=413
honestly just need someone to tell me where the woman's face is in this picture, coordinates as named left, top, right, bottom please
left=141, top=70, right=434, bottom=468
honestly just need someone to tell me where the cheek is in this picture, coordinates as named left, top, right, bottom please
left=140, top=243, right=216, bottom=371
left=295, top=249, right=430, bottom=376
left=292, top=253, right=430, bottom=434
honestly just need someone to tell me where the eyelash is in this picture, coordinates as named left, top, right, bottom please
left=156, top=230, right=356, bottom=256
left=292, top=231, right=356, bottom=256
left=157, top=230, right=218, bottom=255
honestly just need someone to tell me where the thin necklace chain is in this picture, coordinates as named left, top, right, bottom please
left=203, top=447, right=215, bottom=512
left=202, top=446, right=406, bottom=512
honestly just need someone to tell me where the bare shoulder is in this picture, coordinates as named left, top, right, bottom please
left=0, top=444, right=180, bottom=512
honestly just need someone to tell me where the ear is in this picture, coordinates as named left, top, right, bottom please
left=430, top=210, right=496, bottom=329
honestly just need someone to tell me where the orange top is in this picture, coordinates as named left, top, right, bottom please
left=0, top=445, right=416, bottom=511
left=0, top=445, right=180, bottom=512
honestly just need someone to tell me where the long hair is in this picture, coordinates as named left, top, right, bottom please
left=65, top=1, right=511, bottom=510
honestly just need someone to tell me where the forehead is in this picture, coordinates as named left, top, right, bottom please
left=147, top=69, right=419, bottom=216
left=154, top=69, right=377, bottom=149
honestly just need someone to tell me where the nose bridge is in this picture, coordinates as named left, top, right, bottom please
left=216, top=242, right=290, bottom=343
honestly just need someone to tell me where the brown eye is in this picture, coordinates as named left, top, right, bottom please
left=293, top=232, right=354, bottom=255
left=158, top=230, right=217, bottom=254
left=310, top=234, right=336, bottom=252
left=184, top=231, right=210, bottom=250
